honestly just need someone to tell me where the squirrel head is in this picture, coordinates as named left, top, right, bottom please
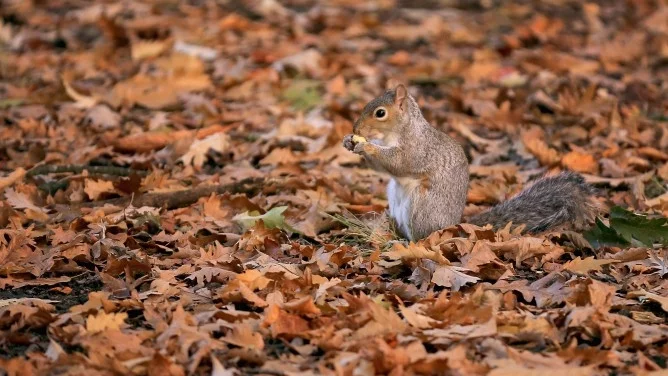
left=353, top=84, right=411, bottom=145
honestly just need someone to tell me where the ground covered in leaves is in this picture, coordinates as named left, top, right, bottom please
left=1, top=0, right=668, bottom=375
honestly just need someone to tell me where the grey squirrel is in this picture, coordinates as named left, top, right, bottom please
left=343, top=85, right=598, bottom=240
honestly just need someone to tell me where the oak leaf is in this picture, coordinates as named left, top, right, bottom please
left=179, top=132, right=230, bottom=169
left=84, top=179, right=116, bottom=201
left=431, top=265, right=479, bottom=291
left=384, top=242, right=450, bottom=265
left=86, top=311, right=127, bottom=333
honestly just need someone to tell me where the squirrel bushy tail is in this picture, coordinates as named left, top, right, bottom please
left=468, top=172, right=598, bottom=233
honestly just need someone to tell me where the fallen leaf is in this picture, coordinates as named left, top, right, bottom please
left=431, top=265, right=480, bottom=291
left=561, top=151, right=599, bottom=174
left=84, top=179, right=116, bottom=201
left=222, top=322, right=264, bottom=350
left=86, top=311, right=127, bottom=333
left=563, top=256, right=618, bottom=275
left=179, top=132, right=230, bottom=169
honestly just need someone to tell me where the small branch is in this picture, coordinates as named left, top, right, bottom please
left=76, top=177, right=265, bottom=209
left=39, top=180, right=70, bottom=195
left=27, top=165, right=148, bottom=178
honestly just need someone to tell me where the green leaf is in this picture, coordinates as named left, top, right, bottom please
left=608, top=206, right=668, bottom=246
left=281, top=79, right=322, bottom=111
left=584, top=217, right=629, bottom=248
left=232, top=206, right=301, bottom=234
left=584, top=207, right=668, bottom=248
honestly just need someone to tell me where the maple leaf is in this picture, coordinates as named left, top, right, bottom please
left=431, top=265, right=479, bottom=291
left=86, top=311, right=127, bottom=333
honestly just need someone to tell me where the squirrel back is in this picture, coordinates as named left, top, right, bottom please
left=344, top=85, right=598, bottom=240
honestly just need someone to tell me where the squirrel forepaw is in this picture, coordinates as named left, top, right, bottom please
left=343, top=134, right=355, bottom=151
left=353, top=141, right=376, bottom=155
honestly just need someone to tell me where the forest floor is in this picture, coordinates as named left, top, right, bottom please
left=1, top=0, right=667, bottom=375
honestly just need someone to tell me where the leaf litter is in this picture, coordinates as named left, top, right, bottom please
left=1, top=1, right=668, bottom=375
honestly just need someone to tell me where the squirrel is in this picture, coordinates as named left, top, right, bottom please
left=343, top=84, right=598, bottom=240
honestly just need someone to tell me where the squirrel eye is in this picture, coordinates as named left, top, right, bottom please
left=374, top=107, right=387, bottom=120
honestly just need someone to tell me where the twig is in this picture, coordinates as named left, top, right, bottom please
left=75, top=177, right=265, bottom=209
left=27, top=164, right=149, bottom=177
left=39, top=180, right=70, bottom=195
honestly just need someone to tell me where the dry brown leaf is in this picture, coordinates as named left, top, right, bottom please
left=561, top=151, right=599, bottom=174
left=84, top=179, right=116, bottom=201
left=0, top=168, right=26, bottom=190
left=431, top=265, right=480, bottom=291
left=86, top=311, right=127, bottom=333
left=179, top=132, right=230, bottom=169
left=222, top=322, right=264, bottom=350
left=563, top=257, right=619, bottom=275
left=628, top=290, right=668, bottom=313
left=521, top=127, right=560, bottom=166
left=236, top=269, right=271, bottom=291
left=384, top=242, right=450, bottom=265
left=4, top=188, right=46, bottom=213
left=131, top=39, right=170, bottom=61
left=62, top=76, right=98, bottom=108
left=399, top=305, right=437, bottom=329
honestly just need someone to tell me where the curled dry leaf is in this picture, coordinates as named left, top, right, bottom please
left=178, top=132, right=230, bottom=169
left=0, top=168, right=26, bottom=190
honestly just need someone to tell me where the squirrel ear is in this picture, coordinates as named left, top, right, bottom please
left=395, top=84, right=407, bottom=110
